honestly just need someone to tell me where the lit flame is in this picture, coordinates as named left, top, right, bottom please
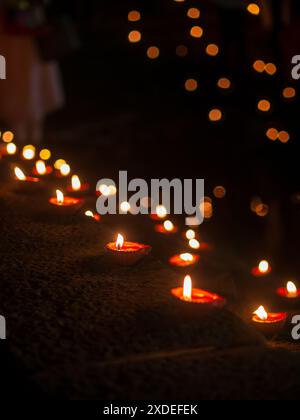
left=287, top=281, right=297, bottom=296
left=72, top=175, right=81, bottom=191
left=14, top=167, right=26, bottom=181
left=258, top=260, right=269, bottom=273
left=156, top=205, right=167, bottom=219
left=60, top=163, right=71, bottom=176
left=85, top=210, right=94, bottom=218
left=253, top=306, right=268, bottom=321
left=56, top=190, right=64, bottom=204
left=186, top=229, right=195, bottom=240
left=7, top=143, right=17, bottom=155
left=189, top=239, right=200, bottom=250
left=23, top=145, right=35, bottom=160
left=183, top=275, right=192, bottom=301
left=120, top=201, right=131, bottom=212
left=164, top=220, right=174, bottom=232
left=116, top=234, right=124, bottom=250
left=180, top=253, right=194, bottom=262
left=36, top=160, right=46, bottom=175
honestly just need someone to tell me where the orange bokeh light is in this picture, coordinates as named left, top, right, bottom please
left=206, top=44, right=219, bottom=57
left=190, top=26, right=203, bottom=38
left=258, top=100, right=271, bottom=112
left=185, top=78, right=198, bottom=92
left=147, top=46, right=160, bottom=59
left=128, top=30, right=141, bottom=43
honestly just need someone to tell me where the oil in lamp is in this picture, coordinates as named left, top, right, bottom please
left=171, top=275, right=226, bottom=316
left=169, top=253, right=199, bottom=267
left=106, top=233, right=151, bottom=266
left=22, top=145, right=36, bottom=161
left=252, top=260, right=272, bottom=277
left=49, top=189, right=83, bottom=212
left=251, top=305, right=287, bottom=337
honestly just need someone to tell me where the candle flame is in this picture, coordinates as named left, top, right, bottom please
left=85, top=210, right=94, bottom=218
left=287, top=281, right=297, bottom=295
left=14, top=167, right=26, bottom=181
left=253, top=305, right=268, bottom=321
left=56, top=190, right=64, bottom=204
left=258, top=260, right=269, bottom=274
left=186, top=229, right=195, bottom=240
left=72, top=175, right=81, bottom=191
left=163, top=220, right=174, bottom=232
left=22, top=145, right=35, bottom=160
left=116, top=234, right=124, bottom=250
left=189, top=238, right=200, bottom=250
left=180, top=253, right=194, bottom=262
left=7, top=143, right=17, bottom=155
left=183, top=275, right=192, bottom=301
left=60, top=163, right=71, bottom=176
left=36, top=160, right=46, bottom=175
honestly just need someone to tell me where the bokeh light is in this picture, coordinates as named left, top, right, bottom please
left=257, top=99, right=271, bottom=112
left=2, top=131, right=14, bottom=143
left=40, top=149, right=51, bottom=161
left=128, top=10, right=141, bottom=22
left=213, top=186, right=226, bottom=199
left=128, top=30, right=142, bottom=43
left=266, top=128, right=278, bottom=141
left=185, top=78, right=198, bottom=92
left=147, top=46, right=160, bottom=59
left=209, top=109, right=222, bottom=122
left=217, top=77, right=231, bottom=90
left=190, top=26, right=203, bottom=38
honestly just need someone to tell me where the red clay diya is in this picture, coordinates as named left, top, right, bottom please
left=106, top=234, right=152, bottom=266
left=171, top=275, right=226, bottom=315
left=276, top=281, right=300, bottom=299
left=169, top=253, right=199, bottom=267
left=252, top=306, right=287, bottom=337
left=252, top=260, right=272, bottom=277
left=14, top=167, right=42, bottom=192
left=49, top=190, right=83, bottom=213
left=67, top=175, right=90, bottom=196
left=32, top=160, right=53, bottom=176
left=150, top=205, right=168, bottom=221
left=85, top=210, right=101, bottom=222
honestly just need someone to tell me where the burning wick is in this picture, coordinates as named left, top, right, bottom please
left=253, top=306, right=268, bottom=321
left=14, top=167, right=39, bottom=183
left=72, top=175, right=81, bottom=191
left=49, top=189, right=82, bottom=208
left=116, top=234, right=124, bottom=251
left=252, top=260, right=272, bottom=277
left=252, top=305, right=287, bottom=337
left=169, top=253, right=199, bottom=267
left=183, top=275, right=192, bottom=301
left=85, top=210, right=100, bottom=222
left=277, top=281, right=300, bottom=300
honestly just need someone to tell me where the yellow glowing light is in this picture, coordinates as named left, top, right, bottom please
left=217, top=77, right=231, bottom=90
left=156, top=205, right=167, bottom=219
left=253, top=306, right=268, bottom=321
left=189, top=238, right=200, bottom=250
left=60, top=163, right=71, bottom=176
left=6, top=143, right=17, bottom=155
left=128, top=10, right=141, bottom=22
left=128, top=30, right=142, bottom=43
left=247, top=3, right=260, bottom=16
left=163, top=220, right=174, bottom=232
left=35, top=160, right=47, bottom=175
left=183, top=275, right=192, bottom=301
left=147, top=46, right=160, bottom=59
left=258, top=260, right=270, bottom=274
left=278, top=131, right=290, bottom=143
left=22, top=145, right=35, bottom=160
left=116, top=234, right=124, bottom=250
left=176, top=45, right=188, bottom=57
left=265, top=63, right=277, bottom=76
left=56, top=190, right=64, bottom=204
left=253, top=60, right=265, bottom=73
left=258, top=100, right=271, bottom=112
left=185, top=78, right=198, bottom=92
left=190, top=26, right=203, bottom=38
left=209, top=109, right=222, bottom=122
left=54, top=159, right=66, bottom=170
left=187, top=8, right=200, bottom=19
left=71, top=175, right=81, bottom=191
left=266, top=128, right=278, bottom=141
left=180, top=253, right=194, bottom=262
left=2, top=131, right=14, bottom=143
left=283, top=87, right=296, bottom=99
left=120, top=201, right=131, bottom=212
left=186, top=229, right=195, bottom=240
left=14, top=167, right=26, bottom=181
left=40, top=149, right=51, bottom=161
left=287, top=281, right=298, bottom=297
left=206, top=44, right=219, bottom=57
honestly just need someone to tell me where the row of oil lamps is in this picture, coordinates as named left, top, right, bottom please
left=1, top=139, right=299, bottom=338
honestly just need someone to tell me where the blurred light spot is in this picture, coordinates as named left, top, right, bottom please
left=40, top=149, right=51, bottom=160
left=247, top=3, right=260, bottom=15
left=256, top=203, right=269, bottom=217
left=128, top=30, right=141, bottom=43
left=2, top=131, right=14, bottom=143
left=54, top=159, right=66, bottom=170
left=190, top=26, right=203, bottom=38
left=265, top=62, right=277, bottom=76
left=185, top=78, right=198, bottom=92
left=206, top=44, right=219, bottom=57
left=200, top=198, right=213, bottom=219
left=217, top=77, right=231, bottom=89
left=22, top=145, right=35, bottom=160
left=209, top=108, right=222, bottom=122
left=6, top=142, right=17, bottom=155
left=253, top=60, right=265, bottom=73
left=176, top=45, right=188, bottom=57
left=186, top=229, right=196, bottom=240
left=283, top=87, right=296, bottom=99
left=147, top=46, right=160, bottom=59
left=189, top=239, right=200, bottom=250
left=128, top=10, right=141, bottom=22
left=187, top=8, right=200, bottom=19
left=266, top=128, right=278, bottom=141
left=250, top=196, right=262, bottom=213
left=120, top=201, right=131, bottom=212
left=213, top=186, right=226, bottom=198
left=278, top=130, right=290, bottom=143
left=258, top=99, right=271, bottom=112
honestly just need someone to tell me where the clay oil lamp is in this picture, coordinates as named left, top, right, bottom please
left=13, top=167, right=41, bottom=192
left=169, top=253, right=199, bottom=268
left=85, top=210, right=101, bottom=222
left=251, top=305, right=287, bottom=337
left=105, top=233, right=152, bottom=266
left=32, top=160, right=53, bottom=177
left=49, top=189, right=83, bottom=214
left=276, top=281, right=300, bottom=308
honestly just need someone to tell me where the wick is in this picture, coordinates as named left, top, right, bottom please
left=117, top=244, right=121, bottom=251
